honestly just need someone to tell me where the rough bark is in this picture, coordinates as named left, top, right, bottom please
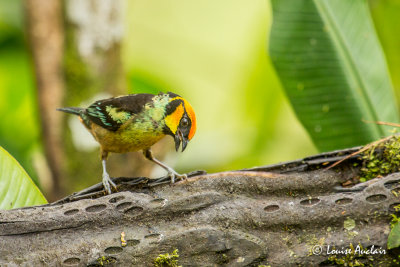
left=0, top=148, right=399, bottom=266
left=24, top=0, right=65, bottom=200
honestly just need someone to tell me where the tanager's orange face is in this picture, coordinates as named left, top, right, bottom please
left=164, top=95, right=196, bottom=152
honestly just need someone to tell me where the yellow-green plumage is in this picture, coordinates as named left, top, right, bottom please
left=88, top=116, right=166, bottom=154
left=105, top=106, right=131, bottom=124
left=82, top=93, right=171, bottom=154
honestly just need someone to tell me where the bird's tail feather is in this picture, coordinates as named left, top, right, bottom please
left=57, top=107, right=83, bottom=116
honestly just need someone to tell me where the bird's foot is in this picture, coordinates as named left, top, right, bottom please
left=102, top=172, right=117, bottom=194
left=167, top=169, right=187, bottom=183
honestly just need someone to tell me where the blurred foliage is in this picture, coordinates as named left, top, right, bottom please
left=0, top=0, right=41, bottom=185
left=369, top=0, right=400, bottom=104
left=0, top=0, right=399, bottom=194
left=123, top=0, right=316, bottom=173
left=269, top=0, right=399, bottom=152
left=0, top=146, right=47, bottom=210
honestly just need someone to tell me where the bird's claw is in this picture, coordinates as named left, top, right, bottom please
left=168, top=170, right=187, bottom=183
left=102, top=172, right=117, bottom=194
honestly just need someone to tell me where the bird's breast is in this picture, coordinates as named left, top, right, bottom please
left=89, top=119, right=166, bottom=153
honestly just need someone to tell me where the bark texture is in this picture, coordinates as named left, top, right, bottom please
left=0, top=148, right=399, bottom=266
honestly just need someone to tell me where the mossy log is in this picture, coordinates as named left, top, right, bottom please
left=0, top=147, right=399, bottom=266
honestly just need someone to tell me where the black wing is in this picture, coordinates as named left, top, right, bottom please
left=85, top=94, right=155, bottom=131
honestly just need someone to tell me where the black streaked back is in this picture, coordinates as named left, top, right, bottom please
left=85, top=94, right=155, bottom=131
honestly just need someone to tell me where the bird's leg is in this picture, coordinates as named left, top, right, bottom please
left=143, top=148, right=187, bottom=183
left=101, top=151, right=117, bottom=194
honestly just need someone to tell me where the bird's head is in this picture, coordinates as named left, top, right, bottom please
left=163, top=92, right=196, bottom=152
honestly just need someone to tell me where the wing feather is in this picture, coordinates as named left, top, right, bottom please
left=85, top=94, right=155, bottom=131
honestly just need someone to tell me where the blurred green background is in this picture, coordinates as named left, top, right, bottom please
left=0, top=0, right=399, bottom=197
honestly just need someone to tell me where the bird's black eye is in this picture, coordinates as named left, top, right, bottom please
left=181, top=117, right=189, bottom=127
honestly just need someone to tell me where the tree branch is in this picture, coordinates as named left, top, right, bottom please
left=0, top=148, right=399, bottom=265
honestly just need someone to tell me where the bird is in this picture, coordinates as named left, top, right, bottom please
left=57, top=92, right=196, bottom=194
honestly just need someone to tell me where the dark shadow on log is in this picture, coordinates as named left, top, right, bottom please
left=0, top=147, right=399, bottom=266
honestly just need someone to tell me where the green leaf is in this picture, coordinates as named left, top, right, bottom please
left=269, top=0, right=399, bottom=151
left=0, top=146, right=47, bottom=210
left=388, top=221, right=400, bottom=249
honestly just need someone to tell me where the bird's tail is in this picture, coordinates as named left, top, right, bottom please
left=57, top=107, right=83, bottom=116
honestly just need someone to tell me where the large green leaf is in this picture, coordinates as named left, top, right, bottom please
left=0, top=146, right=47, bottom=209
left=269, top=0, right=399, bottom=151
left=388, top=221, right=400, bottom=249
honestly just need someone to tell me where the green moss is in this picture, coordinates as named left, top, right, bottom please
left=154, top=249, right=181, bottom=267
left=344, top=217, right=356, bottom=231
left=358, top=138, right=400, bottom=251
left=96, top=256, right=117, bottom=265
left=359, top=135, right=400, bottom=181
left=327, top=244, right=374, bottom=266
left=390, top=204, right=400, bottom=227
left=215, top=252, right=229, bottom=264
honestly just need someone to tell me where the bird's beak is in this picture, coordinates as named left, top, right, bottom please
left=174, top=129, right=188, bottom=152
